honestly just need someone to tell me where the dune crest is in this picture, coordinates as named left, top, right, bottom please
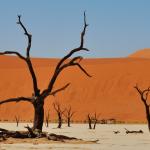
left=129, top=48, right=150, bottom=58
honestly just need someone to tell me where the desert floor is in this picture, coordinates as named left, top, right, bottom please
left=1, top=123, right=150, bottom=150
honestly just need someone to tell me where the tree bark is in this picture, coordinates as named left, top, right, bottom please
left=0, top=12, right=90, bottom=133
left=87, top=115, right=92, bottom=129
left=33, top=100, right=44, bottom=131
left=67, top=118, right=71, bottom=127
left=145, top=105, right=150, bottom=132
left=93, top=120, right=97, bottom=129
left=58, top=113, right=62, bottom=128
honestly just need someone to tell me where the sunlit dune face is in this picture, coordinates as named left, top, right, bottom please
left=0, top=56, right=150, bottom=123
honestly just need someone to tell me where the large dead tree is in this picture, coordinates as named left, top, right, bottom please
left=53, top=102, right=65, bottom=128
left=134, top=85, right=150, bottom=132
left=0, top=12, right=91, bottom=131
left=64, top=106, right=75, bottom=127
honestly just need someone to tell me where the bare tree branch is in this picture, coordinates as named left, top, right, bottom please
left=53, top=102, right=66, bottom=115
left=49, top=83, right=70, bottom=96
left=63, top=106, right=75, bottom=127
left=17, top=15, right=39, bottom=97
left=0, top=51, right=26, bottom=60
left=41, top=12, right=90, bottom=99
left=134, top=84, right=142, bottom=95
left=58, top=58, right=91, bottom=77
left=17, top=15, right=32, bottom=57
left=55, top=12, right=89, bottom=70
left=80, top=11, right=88, bottom=48
left=134, top=85, right=150, bottom=103
left=72, top=63, right=91, bottom=77
left=0, top=97, right=33, bottom=105
left=64, top=106, right=75, bottom=118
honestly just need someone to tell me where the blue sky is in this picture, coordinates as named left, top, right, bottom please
left=0, top=0, right=150, bottom=58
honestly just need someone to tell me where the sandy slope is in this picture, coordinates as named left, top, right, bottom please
left=128, top=48, right=150, bottom=58
left=0, top=55, right=150, bottom=123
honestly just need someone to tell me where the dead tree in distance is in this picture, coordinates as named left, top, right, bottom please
left=93, top=113, right=100, bottom=129
left=15, top=115, right=20, bottom=127
left=53, top=102, right=66, bottom=128
left=45, top=109, right=50, bottom=128
left=134, top=85, right=150, bottom=132
left=0, top=12, right=91, bottom=132
left=87, top=114, right=92, bottom=129
left=64, top=106, right=75, bottom=127
left=87, top=113, right=100, bottom=129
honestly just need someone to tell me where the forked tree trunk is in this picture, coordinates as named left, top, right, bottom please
left=58, top=113, right=62, bottom=128
left=93, top=120, right=97, bottom=129
left=67, top=118, right=71, bottom=127
left=33, top=100, right=44, bottom=131
left=0, top=13, right=90, bottom=133
left=145, top=105, right=150, bottom=132
left=87, top=115, right=92, bottom=129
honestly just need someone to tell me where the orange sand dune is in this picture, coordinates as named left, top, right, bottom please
left=0, top=55, right=150, bottom=123
left=129, top=48, right=150, bottom=58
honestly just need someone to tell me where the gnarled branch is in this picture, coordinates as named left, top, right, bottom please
left=53, top=102, right=66, bottom=114
left=17, top=15, right=39, bottom=97
left=0, top=97, right=33, bottom=105
left=71, top=62, right=91, bottom=77
left=134, top=85, right=150, bottom=103
left=55, top=11, right=89, bottom=70
left=49, top=83, right=70, bottom=96
left=64, top=106, right=75, bottom=119
left=41, top=12, right=90, bottom=99
left=0, top=51, right=26, bottom=60
left=17, top=15, right=32, bottom=57
left=58, top=57, right=91, bottom=77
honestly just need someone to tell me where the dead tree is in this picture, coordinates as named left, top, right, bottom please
left=53, top=102, right=66, bottom=128
left=64, top=106, right=75, bottom=127
left=93, top=113, right=100, bottom=129
left=15, top=115, right=20, bottom=127
left=87, top=113, right=100, bottom=129
left=87, top=114, right=92, bottom=129
left=134, top=85, right=150, bottom=132
left=45, top=109, right=50, bottom=128
left=0, top=12, right=91, bottom=132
